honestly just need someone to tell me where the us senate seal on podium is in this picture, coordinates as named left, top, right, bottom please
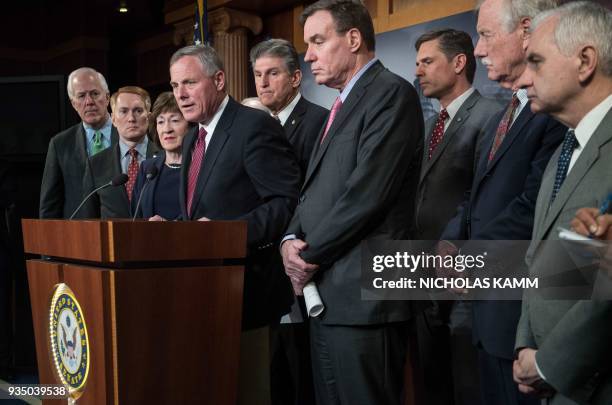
left=49, top=283, right=90, bottom=402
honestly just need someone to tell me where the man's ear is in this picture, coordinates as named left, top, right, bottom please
left=346, top=28, right=363, bottom=53
left=454, top=53, right=467, bottom=75
left=519, top=17, right=531, bottom=40
left=214, top=70, right=226, bottom=91
left=577, top=45, right=598, bottom=84
left=290, top=69, right=303, bottom=89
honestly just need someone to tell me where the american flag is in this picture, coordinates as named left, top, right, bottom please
left=193, top=0, right=210, bottom=45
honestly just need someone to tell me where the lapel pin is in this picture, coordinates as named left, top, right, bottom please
left=291, top=119, right=296, bottom=125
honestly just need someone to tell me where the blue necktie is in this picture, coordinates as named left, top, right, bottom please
left=550, top=129, right=578, bottom=204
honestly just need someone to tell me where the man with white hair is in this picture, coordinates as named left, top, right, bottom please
left=513, top=2, right=612, bottom=403
left=439, top=0, right=566, bottom=404
left=40, top=67, right=117, bottom=219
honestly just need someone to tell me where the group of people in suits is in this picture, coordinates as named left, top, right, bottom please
left=38, top=0, right=612, bottom=404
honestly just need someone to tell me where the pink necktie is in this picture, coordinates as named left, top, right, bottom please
left=320, top=97, right=343, bottom=144
left=125, top=148, right=139, bottom=201
left=428, top=108, right=449, bottom=159
left=187, top=127, right=207, bottom=216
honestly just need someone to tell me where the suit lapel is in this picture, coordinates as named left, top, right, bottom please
left=472, top=104, right=534, bottom=193
left=420, top=91, right=481, bottom=183
left=284, top=96, right=307, bottom=142
left=144, top=154, right=165, bottom=217
left=538, top=110, right=612, bottom=240
left=485, top=103, right=533, bottom=173
left=303, top=61, right=383, bottom=188
left=188, top=98, right=237, bottom=218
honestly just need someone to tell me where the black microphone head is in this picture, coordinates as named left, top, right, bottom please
left=146, top=165, right=159, bottom=180
left=111, top=173, right=129, bottom=186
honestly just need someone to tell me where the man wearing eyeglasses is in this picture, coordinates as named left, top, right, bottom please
left=40, top=67, right=118, bottom=219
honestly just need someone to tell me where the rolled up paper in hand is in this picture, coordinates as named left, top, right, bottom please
left=303, top=281, right=324, bottom=317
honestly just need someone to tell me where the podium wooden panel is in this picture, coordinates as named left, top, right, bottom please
left=22, top=219, right=247, bottom=405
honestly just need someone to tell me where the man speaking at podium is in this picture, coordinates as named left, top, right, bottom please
left=169, top=44, right=301, bottom=403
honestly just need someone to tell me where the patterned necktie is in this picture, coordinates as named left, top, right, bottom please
left=92, top=131, right=104, bottom=156
left=428, top=108, right=449, bottom=159
left=550, top=129, right=578, bottom=204
left=187, top=127, right=207, bottom=217
left=125, top=148, right=139, bottom=202
left=320, top=97, right=343, bottom=144
left=488, top=93, right=520, bottom=162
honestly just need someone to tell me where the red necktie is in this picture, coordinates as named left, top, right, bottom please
left=125, top=148, right=139, bottom=201
left=488, top=94, right=520, bottom=162
left=428, top=108, right=449, bottom=159
left=187, top=127, right=207, bottom=217
left=320, top=97, right=343, bottom=144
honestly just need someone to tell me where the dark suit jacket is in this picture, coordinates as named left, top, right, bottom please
left=441, top=101, right=566, bottom=359
left=89, top=140, right=159, bottom=219
left=131, top=151, right=180, bottom=219
left=415, top=90, right=503, bottom=240
left=283, top=96, right=328, bottom=178
left=285, top=60, right=424, bottom=325
left=180, top=97, right=301, bottom=330
left=39, top=122, right=118, bottom=219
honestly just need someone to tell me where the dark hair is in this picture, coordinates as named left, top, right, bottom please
left=415, top=29, right=476, bottom=84
left=300, top=0, right=376, bottom=52
left=148, top=92, right=193, bottom=148
left=250, top=38, right=300, bottom=75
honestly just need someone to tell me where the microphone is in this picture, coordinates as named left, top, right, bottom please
left=131, top=166, right=159, bottom=221
left=69, top=174, right=129, bottom=220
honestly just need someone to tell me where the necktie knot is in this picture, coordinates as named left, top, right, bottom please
left=439, top=108, right=449, bottom=121
left=91, top=131, right=104, bottom=156
left=128, top=148, right=138, bottom=158
left=197, top=127, right=207, bottom=144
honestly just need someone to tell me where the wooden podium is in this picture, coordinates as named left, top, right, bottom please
left=22, top=219, right=247, bottom=404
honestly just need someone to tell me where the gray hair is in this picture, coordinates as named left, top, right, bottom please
left=532, top=1, right=612, bottom=77
left=169, top=44, right=225, bottom=76
left=477, top=0, right=558, bottom=33
left=67, top=67, right=109, bottom=100
left=250, top=39, right=300, bottom=75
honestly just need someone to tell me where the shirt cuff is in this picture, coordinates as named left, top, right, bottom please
left=280, top=234, right=297, bottom=247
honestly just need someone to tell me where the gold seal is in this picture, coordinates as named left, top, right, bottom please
left=48, top=283, right=90, bottom=402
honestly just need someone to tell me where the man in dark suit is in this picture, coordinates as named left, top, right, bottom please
left=40, top=67, right=117, bottom=219
left=281, top=1, right=423, bottom=404
left=89, top=86, right=159, bottom=219
left=169, top=44, right=300, bottom=404
left=250, top=37, right=328, bottom=405
left=251, top=38, right=328, bottom=177
left=513, top=3, right=612, bottom=403
left=439, top=1, right=565, bottom=404
left=413, top=28, right=503, bottom=405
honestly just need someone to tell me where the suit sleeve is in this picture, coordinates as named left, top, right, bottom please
left=535, top=300, right=612, bottom=402
left=300, top=83, right=423, bottom=266
left=39, top=137, right=64, bottom=219
left=440, top=196, right=470, bottom=241
left=239, top=118, right=301, bottom=248
left=514, top=291, right=536, bottom=350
